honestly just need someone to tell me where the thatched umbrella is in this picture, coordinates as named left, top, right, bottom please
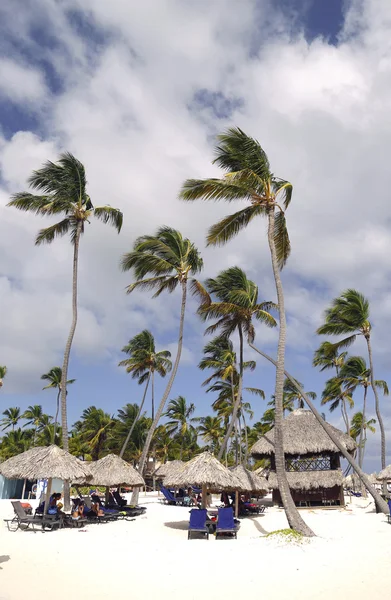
left=84, top=454, right=145, bottom=504
left=154, top=460, right=184, bottom=480
left=0, top=445, right=91, bottom=513
left=377, top=465, right=391, bottom=480
left=164, top=451, right=242, bottom=508
left=232, top=465, right=269, bottom=493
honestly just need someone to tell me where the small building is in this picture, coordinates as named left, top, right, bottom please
left=250, top=409, right=356, bottom=507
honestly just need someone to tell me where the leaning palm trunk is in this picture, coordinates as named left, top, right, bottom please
left=53, top=389, right=60, bottom=445
left=217, top=326, right=244, bottom=461
left=131, top=281, right=188, bottom=504
left=358, top=387, right=368, bottom=469
left=267, top=209, right=315, bottom=536
left=242, top=412, right=249, bottom=466
left=249, top=342, right=389, bottom=515
left=60, top=221, right=82, bottom=510
left=365, top=336, right=386, bottom=470
left=119, top=373, right=151, bottom=458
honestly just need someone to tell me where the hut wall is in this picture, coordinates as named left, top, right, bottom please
left=0, top=475, right=23, bottom=499
left=272, top=485, right=343, bottom=507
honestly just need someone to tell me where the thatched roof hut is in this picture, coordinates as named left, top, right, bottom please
left=0, top=445, right=90, bottom=481
left=86, top=454, right=144, bottom=487
left=231, top=465, right=269, bottom=493
left=164, top=451, right=242, bottom=507
left=377, top=465, right=391, bottom=480
left=251, top=409, right=356, bottom=456
left=154, top=460, right=184, bottom=480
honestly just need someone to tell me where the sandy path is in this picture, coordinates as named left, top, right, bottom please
left=0, top=495, right=390, bottom=600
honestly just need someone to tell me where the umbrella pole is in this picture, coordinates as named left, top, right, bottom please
left=105, top=486, right=110, bottom=507
left=21, top=479, right=27, bottom=500
left=235, top=491, right=239, bottom=518
left=44, top=478, right=52, bottom=516
left=202, top=484, right=207, bottom=509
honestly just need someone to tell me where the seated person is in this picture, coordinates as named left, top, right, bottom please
left=220, top=491, right=231, bottom=507
left=72, top=499, right=86, bottom=520
left=91, top=501, right=105, bottom=517
left=183, top=487, right=196, bottom=506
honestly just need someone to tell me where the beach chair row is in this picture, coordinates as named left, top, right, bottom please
left=188, top=507, right=239, bottom=540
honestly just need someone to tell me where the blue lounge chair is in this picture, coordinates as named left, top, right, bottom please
left=160, top=486, right=184, bottom=506
left=188, top=509, right=209, bottom=540
left=216, top=507, right=238, bottom=539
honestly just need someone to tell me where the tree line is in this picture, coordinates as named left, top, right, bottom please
left=1, top=128, right=388, bottom=530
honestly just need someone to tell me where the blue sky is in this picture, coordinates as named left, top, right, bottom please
left=1, top=0, right=391, bottom=473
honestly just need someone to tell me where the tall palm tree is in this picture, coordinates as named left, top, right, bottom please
left=317, top=289, right=387, bottom=470
left=339, top=356, right=388, bottom=468
left=0, top=428, right=32, bottom=460
left=165, top=396, right=197, bottom=459
left=195, top=266, right=276, bottom=462
left=282, top=378, right=317, bottom=410
left=313, top=342, right=349, bottom=432
left=22, top=405, right=52, bottom=445
left=1, top=407, right=21, bottom=431
left=153, top=424, right=181, bottom=463
left=8, top=153, right=123, bottom=462
left=121, top=226, right=203, bottom=501
left=0, top=365, right=7, bottom=389
left=196, top=416, right=224, bottom=454
left=118, top=330, right=172, bottom=457
left=41, top=367, right=75, bottom=444
left=180, top=128, right=314, bottom=535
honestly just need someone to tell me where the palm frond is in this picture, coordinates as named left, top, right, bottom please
left=213, top=127, right=271, bottom=179
left=94, top=206, right=123, bottom=233
left=206, top=205, right=264, bottom=247
left=35, top=218, right=71, bottom=245
left=7, top=193, right=53, bottom=214
left=180, top=178, right=252, bottom=202
left=273, top=178, right=293, bottom=210
left=273, top=209, right=291, bottom=269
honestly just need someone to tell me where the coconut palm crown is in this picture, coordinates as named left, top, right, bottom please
left=0, top=365, right=7, bottom=388
left=180, top=127, right=292, bottom=269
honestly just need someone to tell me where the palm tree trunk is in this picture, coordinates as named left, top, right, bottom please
left=335, top=364, right=350, bottom=435
left=249, top=342, right=390, bottom=515
left=60, top=220, right=82, bottom=511
left=151, top=369, right=156, bottom=491
left=119, top=373, right=151, bottom=458
left=358, top=386, right=368, bottom=468
left=242, top=412, right=249, bottom=466
left=266, top=209, right=315, bottom=536
left=217, top=325, right=244, bottom=460
left=131, top=279, right=188, bottom=505
left=365, top=335, right=386, bottom=470
left=53, top=389, right=60, bottom=445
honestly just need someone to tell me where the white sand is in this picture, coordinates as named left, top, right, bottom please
left=1, top=493, right=390, bottom=600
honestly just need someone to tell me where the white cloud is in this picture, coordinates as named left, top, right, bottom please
left=0, top=59, right=47, bottom=104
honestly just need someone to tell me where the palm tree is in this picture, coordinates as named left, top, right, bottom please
left=195, top=266, right=276, bottom=462
left=196, top=416, right=224, bottom=454
left=118, top=330, right=172, bottom=457
left=73, top=406, right=115, bottom=461
left=22, top=405, right=52, bottom=445
left=180, top=128, right=314, bottom=535
left=69, top=432, right=92, bottom=461
left=121, top=226, right=203, bottom=502
left=41, top=367, right=75, bottom=444
left=36, top=421, right=61, bottom=447
left=350, top=411, right=376, bottom=464
left=313, top=342, right=349, bottom=432
left=317, top=289, right=387, bottom=470
left=153, top=424, right=181, bottom=463
left=0, top=428, right=32, bottom=459
left=339, top=356, right=388, bottom=468
left=0, top=365, right=7, bottom=389
left=165, top=396, right=197, bottom=459
left=321, top=377, right=354, bottom=435
left=1, top=407, right=21, bottom=431
left=8, top=153, right=123, bottom=461
left=282, top=378, right=317, bottom=410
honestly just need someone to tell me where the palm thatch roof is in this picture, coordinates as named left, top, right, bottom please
left=154, top=460, right=184, bottom=479
left=231, top=465, right=269, bottom=492
left=377, top=465, right=391, bottom=480
left=164, top=451, right=242, bottom=491
left=251, top=409, right=356, bottom=457
left=267, top=470, right=343, bottom=490
left=86, top=454, right=145, bottom=487
left=0, top=445, right=91, bottom=481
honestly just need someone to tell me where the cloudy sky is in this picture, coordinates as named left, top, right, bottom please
left=0, top=0, right=390, bottom=472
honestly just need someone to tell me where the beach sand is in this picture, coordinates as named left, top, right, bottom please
left=0, top=493, right=390, bottom=600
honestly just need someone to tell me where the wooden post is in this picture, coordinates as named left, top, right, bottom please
left=21, top=479, right=27, bottom=500
left=235, top=491, right=239, bottom=518
left=202, top=484, right=207, bottom=509
left=105, top=486, right=110, bottom=506
left=44, top=478, right=52, bottom=516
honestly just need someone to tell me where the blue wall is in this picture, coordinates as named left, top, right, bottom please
left=0, top=475, right=23, bottom=499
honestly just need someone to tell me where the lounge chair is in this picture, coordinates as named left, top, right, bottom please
left=188, top=509, right=209, bottom=540
left=4, top=501, right=60, bottom=532
left=160, top=486, right=184, bottom=506
left=215, top=507, right=239, bottom=540
left=109, top=491, right=147, bottom=516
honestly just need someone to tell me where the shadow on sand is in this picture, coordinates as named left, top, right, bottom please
left=0, top=556, right=10, bottom=569
left=247, top=516, right=270, bottom=536
left=164, top=520, right=189, bottom=531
